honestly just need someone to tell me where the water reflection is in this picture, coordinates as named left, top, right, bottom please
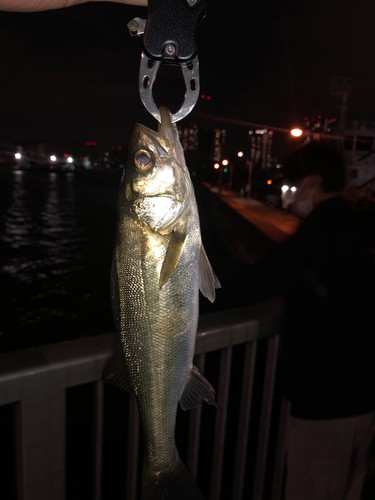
left=0, top=168, right=120, bottom=351
left=0, top=171, right=91, bottom=344
left=1, top=170, right=35, bottom=253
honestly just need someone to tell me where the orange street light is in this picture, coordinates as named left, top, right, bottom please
left=214, top=163, right=220, bottom=169
left=291, top=128, right=303, bottom=137
left=222, top=159, right=229, bottom=166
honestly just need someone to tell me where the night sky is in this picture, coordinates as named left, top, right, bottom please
left=1, top=0, right=375, bottom=159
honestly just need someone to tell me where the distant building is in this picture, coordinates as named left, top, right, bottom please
left=208, top=128, right=226, bottom=164
left=178, top=124, right=199, bottom=152
left=247, top=128, right=274, bottom=169
left=303, top=115, right=337, bottom=142
left=339, top=119, right=375, bottom=191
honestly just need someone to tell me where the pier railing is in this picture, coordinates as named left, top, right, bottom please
left=0, top=298, right=289, bottom=500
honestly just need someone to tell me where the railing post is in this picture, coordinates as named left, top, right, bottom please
left=232, top=340, right=257, bottom=500
left=126, top=393, right=140, bottom=500
left=210, top=346, right=232, bottom=500
left=15, top=391, right=66, bottom=500
left=91, top=381, right=104, bottom=500
left=252, top=335, right=279, bottom=500
left=271, top=398, right=291, bottom=500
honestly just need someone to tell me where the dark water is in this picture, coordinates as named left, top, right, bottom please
left=0, top=168, right=121, bottom=352
left=0, top=168, right=273, bottom=353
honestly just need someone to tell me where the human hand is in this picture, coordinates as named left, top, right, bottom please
left=0, top=0, right=147, bottom=12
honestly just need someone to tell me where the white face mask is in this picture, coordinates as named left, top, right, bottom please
left=292, top=198, right=314, bottom=218
left=292, top=178, right=316, bottom=218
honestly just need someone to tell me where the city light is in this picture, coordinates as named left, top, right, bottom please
left=291, top=186, right=297, bottom=192
left=214, top=163, right=220, bottom=169
left=291, top=128, right=303, bottom=137
left=67, top=157, right=73, bottom=163
left=282, top=185, right=289, bottom=192
left=50, top=155, right=57, bottom=162
left=237, top=151, right=244, bottom=157
left=267, top=180, right=272, bottom=185
left=222, top=159, right=229, bottom=166
left=15, top=153, right=21, bottom=159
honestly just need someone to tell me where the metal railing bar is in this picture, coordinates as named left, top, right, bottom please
left=126, top=393, right=140, bottom=500
left=232, top=340, right=258, bottom=500
left=91, top=381, right=104, bottom=500
left=271, top=398, right=291, bottom=500
left=252, top=335, right=279, bottom=500
left=15, top=401, right=25, bottom=500
left=196, top=300, right=282, bottom=355
left=0, top=333, right=116, bottom=406
left=0, top=300, right=283, bottom=408
left=187, top=353, right=206, bottom=479
left=15, top=391, right=66, bottom=500
left=210, top=346, right=232, bottom=500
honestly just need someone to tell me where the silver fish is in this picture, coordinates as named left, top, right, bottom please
left=102, top=106, right=220, bottom=500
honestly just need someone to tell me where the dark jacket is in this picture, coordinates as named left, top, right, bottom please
left=229, top=197, right=375, bottom=419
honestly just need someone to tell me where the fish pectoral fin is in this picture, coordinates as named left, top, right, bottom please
left=101, top=339, right=130, bottom=393
left=159, top=229, right=187, bottom=289
left=198, top=245, right=221, bottom=303
left=179, top=365, right=216, bottom=411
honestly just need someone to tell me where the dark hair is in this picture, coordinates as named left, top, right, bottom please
left=283, top=142, right=346, bottom=192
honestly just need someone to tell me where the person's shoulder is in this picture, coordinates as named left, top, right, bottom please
left=311, top=196, right=353, bottom=223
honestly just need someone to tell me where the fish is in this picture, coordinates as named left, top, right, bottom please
left=102, top=106, right=220, bottom=500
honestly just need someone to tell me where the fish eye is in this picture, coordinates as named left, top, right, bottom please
left=134, top=149, right=154, bottom=171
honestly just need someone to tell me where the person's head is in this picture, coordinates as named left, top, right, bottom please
left=283, top=142, right=346, bottom=217
left=283, top=142, right=346, bottom=192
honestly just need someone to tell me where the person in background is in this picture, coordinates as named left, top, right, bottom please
left=228, top=142, right=375, bottom=500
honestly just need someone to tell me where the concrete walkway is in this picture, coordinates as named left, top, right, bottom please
left=204, top=183, right=301, bottom=243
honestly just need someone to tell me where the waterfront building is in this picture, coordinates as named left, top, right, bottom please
left=247, top=128, right=274, bottom=170
left=339, top=120, right=375, bottom=192
left=178, top=123, right=199, bottom=152
left=303, top=115, right=337, bottom=143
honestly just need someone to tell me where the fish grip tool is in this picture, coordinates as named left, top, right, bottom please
left=128, top=0, right=207, bottom=123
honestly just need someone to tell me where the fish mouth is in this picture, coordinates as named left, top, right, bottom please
left=143, top=192, right=181, bottom=202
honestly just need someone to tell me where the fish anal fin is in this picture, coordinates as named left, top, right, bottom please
left=142, top=458, right=205, bottom=500
left=101, top=339, right=130, bottom=393
left=179, top=365, right=216, bottom=411
left=159, top=230, right=187, bottom=289
left=199, top=245, right=221, bottom=303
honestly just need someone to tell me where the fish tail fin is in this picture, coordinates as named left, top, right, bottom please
left=142, top=458, right=205, bottom=500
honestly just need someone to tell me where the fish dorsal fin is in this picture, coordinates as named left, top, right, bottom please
left=179, top=365, right=216, bottom=411
left=101, top=339, right=130, bottom=393
left=199, top=245, right=221, bottom=303
left=110, top=258, right=120, bottom=332
left=159, top=229, right=187, bottom=289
